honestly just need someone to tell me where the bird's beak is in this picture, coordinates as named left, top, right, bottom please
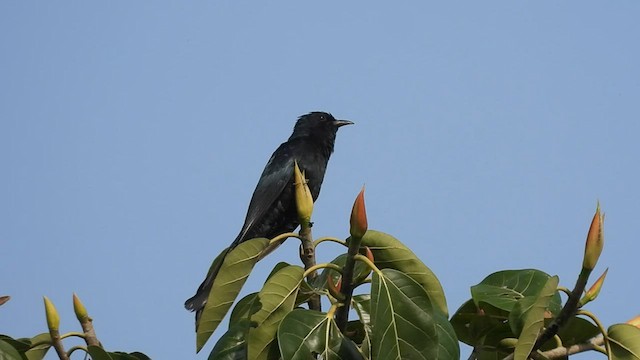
left=334, top=120, right=354, bottom=127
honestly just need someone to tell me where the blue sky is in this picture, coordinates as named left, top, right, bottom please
left=2, top=2, right=639, bottom=359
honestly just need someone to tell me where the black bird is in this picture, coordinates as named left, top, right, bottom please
left=185, top=111, right=353, bottom=322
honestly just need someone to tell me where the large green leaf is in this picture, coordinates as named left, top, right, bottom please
left=352, top=295, right=372, bottom=357
left=229, top=292, right=260, bottom=325
left=0, top=335, right=30, bottom=354
left=24, top=333, right=51, bottom=360
left=371, top=268, right=458, bottom=360
left=361, top=230, right=448, bottom=315
left=552, top=317, right=599, bottom=349
left=209, top=319, right=252, bottom=360
left=0, top=339, right=22, bottom=360
left=108, top=352, right=151, bottom=360
left=450, top=300, right=509, bottom=347
left=247, top=265, right=305, bottom=360
left=471, top=269, right=561, bottom=314
left=513, top=275, right=558, bottom=360
left=197, top=238, right=270, bottom=352
left=278, top=309, right=363, bottom=360
left=608, top=324, right=640, bottom=360
left=435, top=311, right=460, bottom=360
left=88, top=346, right=114, bottom=360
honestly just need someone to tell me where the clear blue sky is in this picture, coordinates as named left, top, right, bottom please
left=2, top=2, right=638, bottom=359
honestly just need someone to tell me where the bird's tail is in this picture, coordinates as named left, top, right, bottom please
left=184, top=246, right=232, bottom=327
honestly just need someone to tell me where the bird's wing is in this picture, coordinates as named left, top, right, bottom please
left=232, top=144, right=294, bottom=245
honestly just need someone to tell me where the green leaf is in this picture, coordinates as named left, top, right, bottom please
left=127, top=352, right=152, bottom=360
left=352, top=295, right=372, bottom=336
left=88, top=346, right=114, bottom=360
left=278, top=309, right=363, bottom=360
left=513, top=275, right=558, bottom=360
left=24, top=333, right=51, bottom=360
left=197, top=238, right=270, bottom=352
left=471, top=269, right=561, bottom=314
left=352, top=295, right=371, bottom=357
left=608, top=324, right=640, bottom=360
left=266, top=262, right=292, bottom=280
left=0, top=335, right=30, bottom=353
left=209, top=319, right=252, bottom=360
left=435, top=310, right=460, bottom=360
left=247, top=265, right=305, bottom=360
left=0, top=339, right=22, bottom=360
left=107, top=352, right=150, bottom=360
left=361, top=230, right=448, bottom=315
left=450, top=300, right=509, bottom=347
left=371, top=268, right=458, bottom=360
left=229, top=293, right=259, bottom=325
left=552, top=317, right=599, bottom=348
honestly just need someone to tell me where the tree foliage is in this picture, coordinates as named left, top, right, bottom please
left=2, top=185, right=638, bottom=360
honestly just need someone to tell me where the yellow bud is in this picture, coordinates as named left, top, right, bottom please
left=580, top=268, right=608, bottom=306
left=73, top=293, right=89, bottom=322
left=43, top=296, right=60, bottom=332
left=293, top=160, right=314, bottom=227
left=583, top=203, right=604, bottom=270
left=350, top=187, right=368, bottom=239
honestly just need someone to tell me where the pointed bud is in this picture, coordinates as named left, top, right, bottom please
left=0, top=296, right=9, bottom=307
left=580, top=268, right=608, bottom=306
left=627, top=315, right=640, bottom=329
left=583, top=203, right=604, bottom=270
left=293, top=160, right=314, bottom=227
left=43, top=296, right=60, bottom=332
left=73, top=293, right=89, bottom=322
left=350, top=187, right=368, bottom=239
left=364, top=246, right=375, bottom=263
left=327, top=275, right=345, bottom=301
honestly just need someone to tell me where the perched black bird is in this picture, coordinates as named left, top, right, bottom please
left=185, top=111, right=353, bottom=322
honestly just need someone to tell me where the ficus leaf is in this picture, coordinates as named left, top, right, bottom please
left=197, top=238, right=270, bottom=352
left=608, top=324, right=640, bottom=360
left=278, top=309, right=363, bottom=360
left=247, top=265, right=305, bottom=360
left=361, top=230, right=448, bottom=316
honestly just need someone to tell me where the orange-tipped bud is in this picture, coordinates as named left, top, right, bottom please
left=583, top=203, right=604, bottom=270
left=350, top=187, right=368, bottom=239
left=73, top=293, right=89, bottom=322
left=43, top=296, right=60, bottom=332
left=293, top=160, right=314, bottom=226
left=627, top=315, right=640, bottom=328
left=364, top=246, right=375, bottom=263
left=580, top=268, right=608, bottom=306
left=327, top=275, right=345, bottom=300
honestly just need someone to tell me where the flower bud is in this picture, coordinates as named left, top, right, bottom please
left=364, top=246, right=375, bottom=263
left=627, top=315, right=640, bottom=329
left=580, top=268, right=608, bottom=306
left=73, top=293, right=89, bottom=322
left=0, top=296, right=9, bottom=307
left=582, top=204, right=604, bottom=270
left=43, top=296, right=60, bottom=332
left=293, top=160, right=314, bottom=226
left=327, top=275, right=345, bottom=301
left=350, top=187, right=368, bottom=239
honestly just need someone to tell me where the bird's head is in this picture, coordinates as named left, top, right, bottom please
left=290, top=112, right=353, bottom=143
